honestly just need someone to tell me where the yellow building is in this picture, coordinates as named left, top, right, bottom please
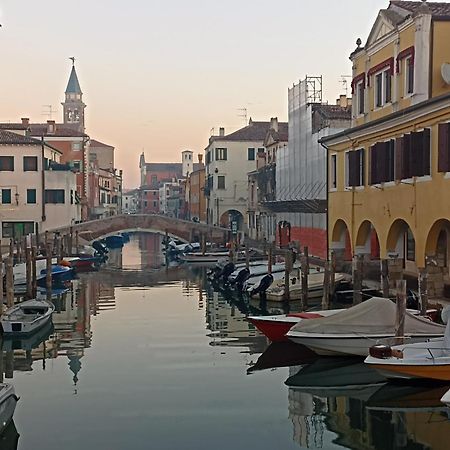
left=321, top=1, right=450, bottom=298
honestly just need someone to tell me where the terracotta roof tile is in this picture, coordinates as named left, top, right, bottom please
left=391, top=1, right=450, bottom=17
left=0, top=130, right=43, bottom=145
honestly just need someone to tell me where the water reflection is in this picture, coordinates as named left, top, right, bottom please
left=4, top=233, right=450, bottom=450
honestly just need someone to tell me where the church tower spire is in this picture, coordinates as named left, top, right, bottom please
left=62, top=57, right=86, bottom=133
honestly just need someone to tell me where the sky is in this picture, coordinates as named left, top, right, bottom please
left=0, top=0, right=389, bottom=188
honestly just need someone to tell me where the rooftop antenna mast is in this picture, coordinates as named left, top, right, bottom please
left=340, top=75, right=352, bottom=97
left=237, top=107, right=248, bottom=126
left=42, top=105, right=54, bottom=120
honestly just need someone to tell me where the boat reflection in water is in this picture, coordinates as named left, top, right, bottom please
left=286, top=358, right=450, bottom=449
left=0, top=421, right=19, bottom=450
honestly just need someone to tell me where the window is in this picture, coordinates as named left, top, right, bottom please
left=0, top=156, right=14, bottom=171
left=215, top=148, right=227, bottom=161
left=357, top=81, right=365, bottom=115
left=375, top=69, right=392, bottom=108
left=248, top=148, right=255, bottom=161
left=23, top=156, right=38, bottom=171
left=1, top=189, right=11, bottom=204
left=206, top=151, right=211, bottom=165
left=153, top=201, right=157, bottom=207
left=2, top=221, right=34, bottom=238
left=45, top=189, right=65, bottom=204
left=72, top=142, right=82, bottom=151
left=151, top=175, right=157, bottom=185
left=346, top=149, right=365, bottom=187
left=438, top=122, right=450, bottom=172
left=370, top=140, right=395, bottom=184
left=27, top=189, right=36, bottom=204
left=406, top=228, right=415, bottom=261
left=330, top=154, right=337, bottom=189
left=144, top=200, right=148, bottom=207
left=396, top=129, right=430, bottom=179
left=406, top=57, right=414, bottom=95
left=73, top=161, right=81, bottom=172
left=217, top=175, right=225, bottom=190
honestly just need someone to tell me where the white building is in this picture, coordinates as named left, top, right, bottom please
left=181, top=149, right=194, bottom=177
left=0, top=129, right=80, bottom=239
left=122, top=189, right=139, bottom=214
left=205, top=120, right=272, bottom=231
left=159, top=181, right=180, bottom=216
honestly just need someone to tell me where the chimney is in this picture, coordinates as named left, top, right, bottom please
left=219, top=127, right=225, bottom=137
left=198, top=154, right=203, bottom=165
left=270, top=117, right=279, bottom=132
left=21, top=118, right=30, bottom=127
left=47, top=120, right=56, bottom=135
left=337, top=95, right=348, bottom=108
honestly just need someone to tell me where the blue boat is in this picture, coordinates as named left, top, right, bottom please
left=104, top=235, right=124, bottom=248
left=37, top=265, right=73, bottom=286
left=121, top=232, right=130, bottom=242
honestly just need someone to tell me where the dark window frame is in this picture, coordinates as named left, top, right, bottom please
left=27, top=189, right=37, bottom=204
left=0, top=156, right=14, bottom=171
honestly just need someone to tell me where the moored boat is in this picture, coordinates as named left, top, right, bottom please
left=0, top=384, right=19, bottom=437
left=442, top=388, right=450, bottom=407
left=247, top=309, right=343, bottom=342
left=104, top=234, right=124, bottom=248
left=364, top=307, right=450, bottom=380
left=37, top=265, right=73, bottom=286
left=286, top=297, right=446, bottom=357
left=1, top=300, right=54, bottom=335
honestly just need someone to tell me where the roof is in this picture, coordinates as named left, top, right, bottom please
left=0, top=130, right=42, bottom=145
left=391, top=1, right=450, bottom=17
left=90, top=139, right=114, bottom=149
left=29, top=124, right=87, bottom=138
left=145, top=162, right=183, bottom=172
left=65, top=65, right=82, bottom=94
left=312, top=104, right=352, bottom=121
left=211, top=120, right=275, bottom=143
left=0, top=123, right=29, bottom=131
left=265, top=122, right=289, bottom=143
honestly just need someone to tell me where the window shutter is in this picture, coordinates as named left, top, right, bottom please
left=378, top=142, right=387, bottom=183
left=370, top=145, right=377, bottom=184
left=410, top=132, right=421, bottom=177
left=422, top=128, right=430, bottom=176
left=395, top=137, right=404, bottom=180
left=438, top=123, right=450, bottom=173
left=359, top=149, right=365, bottom=186
left=404, top=134, right=412, bottom=178
left=349, top=151, right=357, bottom=187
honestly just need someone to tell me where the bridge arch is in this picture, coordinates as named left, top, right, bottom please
left=47, top=214, right=230, bottom=244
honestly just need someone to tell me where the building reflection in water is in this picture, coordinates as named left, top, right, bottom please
left=0, top=277, right=115, bottom=387
left=286, top=360, right=450, bottom=450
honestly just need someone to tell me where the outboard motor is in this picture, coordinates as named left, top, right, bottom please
left=233, top=268, right=251, bottom=291
left=219, top=262, right=236, bottom=283
left=249, top=274, right=274, bottom=297
left=93, top=240, right=108, bottom=256
left=406, top=289, right=419, bottom=310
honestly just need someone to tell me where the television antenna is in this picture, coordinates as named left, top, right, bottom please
left=237, top=107, right=248, bottom=126
left=340, top=75, right=352, bottom=97
left=42, top=105, right=55, bottom=120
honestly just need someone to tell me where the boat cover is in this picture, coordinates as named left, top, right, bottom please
left=289, top=297, right=445, bottom=335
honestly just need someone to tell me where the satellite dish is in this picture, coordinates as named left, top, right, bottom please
left=441, top=63, right=450, bottom=85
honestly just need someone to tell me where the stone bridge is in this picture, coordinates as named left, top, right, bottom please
left=48, top=214, right=230, bottom=244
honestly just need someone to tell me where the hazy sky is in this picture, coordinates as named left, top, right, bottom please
left=0, top=0, right=388, bottom=188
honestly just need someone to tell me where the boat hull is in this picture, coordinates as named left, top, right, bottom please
left=0, top=385, right=18, bottom=437
left=247, top=318, right=294, bottom=342
left=287, top=333, right=444, bottom=357
left=369, top=363, right=450, bottom=381
left=441, top=389, right=450, bottom=406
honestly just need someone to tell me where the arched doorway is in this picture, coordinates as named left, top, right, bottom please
left=425, top=219, right=450, bottom=298
left=386, top=219, right=416, bottom=271
left=355, top=220, right=380, bottom=259
left=330, top=219, right=352, bottom=264
left=220, top=210, right=244, bottom=232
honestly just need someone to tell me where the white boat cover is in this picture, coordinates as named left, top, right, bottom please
left=290, top=297, right=445, bottom=335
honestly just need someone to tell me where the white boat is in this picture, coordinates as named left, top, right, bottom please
left=0, top=384, right=18, bottom=436
left=179, top=252, right=230, bottom=263
left=1, top=300, right=55, bottom=335
left=228, top=262, right=297, bottom=284
left=265, top=271, right=346, bottom=301
left=442, top=389, right=450, bottom=407
left=12, top=260, right=48, bottom=286
left=286, top=297, right=445, bottom=357
left=364, top=307, right=450, bottom=381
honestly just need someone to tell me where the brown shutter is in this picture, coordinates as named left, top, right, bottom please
left=395, top=137, right=404, bottom=180
left=349, top=151, right=357, bottom=187
left=360, top=149, right=365, bottom=186
left=370, top=145, right=378, bottom=185
left=438, top=123, right=450, bottom=173
left=422, top=128, right=431, bottom=176
left=404, top=134, right=412, bottom=178
left=410, top=132, right=421, bottom=177
left=388, top=139, right=395, bottom=181
left=379, top=142, right=387, bottom=183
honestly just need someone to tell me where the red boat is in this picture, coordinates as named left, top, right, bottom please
left=247, top=310, right=342, bottom=343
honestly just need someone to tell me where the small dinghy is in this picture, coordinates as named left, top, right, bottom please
left=0, top=384, right=19, bottom=437
left=1, top=300, right=55, bottom=335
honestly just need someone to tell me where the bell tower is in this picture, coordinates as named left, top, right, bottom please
left=62, top=57, right=86, bottom=133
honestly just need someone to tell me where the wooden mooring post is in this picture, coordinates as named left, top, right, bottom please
left=381, top=259, right=390, bottom=298
left=25, top=246, right=32, bottom=299
left=245, top=242, right=250, bottom=270
left=321, top=260, right=331, bottom=310
left=284, top=250, right=293, bottom=302
left=329, top=251, right=336, bottom=296
left=46, top=244, right=53, bottom=291
left=267, top=244, right=273, bottom=275
left=418, top=268, right=428, bottom=316
left=31, top=245, right=37, bottom=297
left=353, top=254, right=363, bottom=305
left=301, top=246, right=309, bottom=310
left=395, top=280, right=407, bottom=345
left=75, top=230, right=80, bottom=254
left=6, top=257, right=14, bottom=308
left=0, top=258, right=4, bottom=307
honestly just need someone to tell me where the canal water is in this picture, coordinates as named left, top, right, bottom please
left=3, top=234, right=450, bottom=450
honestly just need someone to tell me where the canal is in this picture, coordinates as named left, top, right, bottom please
left=3, top=233, right=450, bottom=450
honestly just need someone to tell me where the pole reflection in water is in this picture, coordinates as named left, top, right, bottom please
left=3, top=232, right=449, bottom=450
